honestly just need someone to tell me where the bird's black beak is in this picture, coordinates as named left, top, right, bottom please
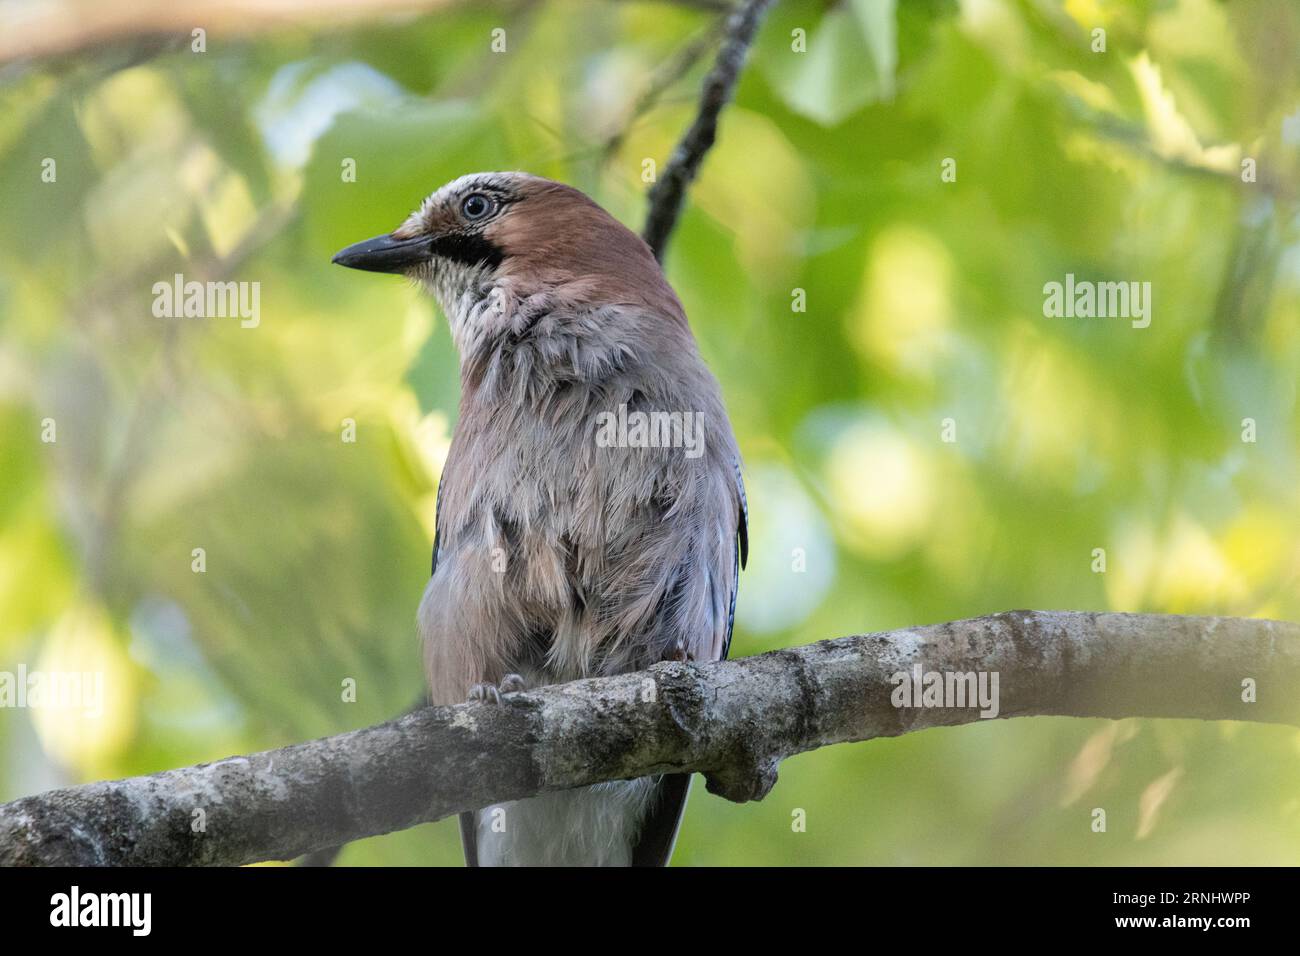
left=331, top=233, right=432, bottom=274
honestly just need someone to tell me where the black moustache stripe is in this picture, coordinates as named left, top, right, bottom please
left=430, top=232, right=504, bottom=270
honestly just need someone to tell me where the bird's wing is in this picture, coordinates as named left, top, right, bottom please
left=723, top=456, right=748, bottom=661
left=633, top=457, right=747, bottom=866
left=430, top=474, right=444, bottom=577
left=430, top=475, right=482, bottom=866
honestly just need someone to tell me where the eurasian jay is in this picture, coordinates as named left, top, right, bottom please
left=333, top=172, right=747, bottom=866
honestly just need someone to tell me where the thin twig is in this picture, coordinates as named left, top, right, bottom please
left=642, top=0, right=775, bottom=259
left=603, top=17, right=730, bottom=159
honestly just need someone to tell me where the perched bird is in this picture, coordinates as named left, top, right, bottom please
left=332, top=172, right=747, bottom=866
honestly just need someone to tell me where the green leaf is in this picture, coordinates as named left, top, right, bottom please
left=759, top=0, right=897, bottom=126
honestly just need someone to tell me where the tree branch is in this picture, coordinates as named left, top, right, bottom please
left=0, top=0, right=730, bottom=69
left=2, top=611, right=1296, bottom=866
left=603, top=17, right=729, bottom=160
left=642, top=0, right=774, bottom=259
left=0, top=0, right=464, bottom=68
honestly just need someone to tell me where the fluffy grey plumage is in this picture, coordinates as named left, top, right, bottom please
left=333, top=172, right=747, bottom=866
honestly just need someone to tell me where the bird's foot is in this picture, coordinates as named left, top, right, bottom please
left=498, top=673, right=528, bottom=694
left=466, top=673, right=528, bottom=705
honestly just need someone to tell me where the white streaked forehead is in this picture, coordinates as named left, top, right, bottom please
left=417, top=171, right=534, bottom=215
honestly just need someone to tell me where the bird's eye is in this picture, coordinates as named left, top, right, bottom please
left=461, top=193, right=493, bottom=220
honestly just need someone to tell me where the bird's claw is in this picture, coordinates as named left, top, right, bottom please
left=498, top=673, right=527, bottom=694
left=467, top=673, right=528, bottom=705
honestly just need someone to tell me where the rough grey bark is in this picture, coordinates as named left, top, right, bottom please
left=1, top=611, right=1296, bottom=866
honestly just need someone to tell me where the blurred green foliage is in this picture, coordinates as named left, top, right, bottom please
left=1, top=0, right=1299, bottom=864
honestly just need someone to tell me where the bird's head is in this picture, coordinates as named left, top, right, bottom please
left=332, top=172, right=685, bottom=357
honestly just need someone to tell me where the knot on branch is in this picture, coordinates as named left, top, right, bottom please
left=704, top=755, right=779, bottom=803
